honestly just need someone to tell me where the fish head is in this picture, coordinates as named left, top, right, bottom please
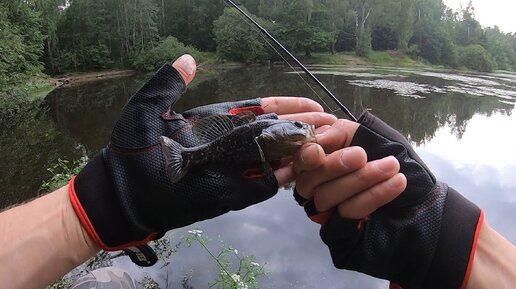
left=258, top=120, right=316, bottom=160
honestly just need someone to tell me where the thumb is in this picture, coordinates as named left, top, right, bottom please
left=110, top=55, right=196, bottom=149
left=172, top=54, right=197, bottom=85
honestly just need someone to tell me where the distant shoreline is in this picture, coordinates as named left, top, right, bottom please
left=49, top=69, right=138, bottom=88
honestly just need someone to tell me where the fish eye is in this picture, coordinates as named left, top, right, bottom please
left=293, top=121, right=304, bottom=128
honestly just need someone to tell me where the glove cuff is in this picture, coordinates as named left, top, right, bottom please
left=69, top=153, right=158, bottom=251
left=422, top=186, right=483, bottom=289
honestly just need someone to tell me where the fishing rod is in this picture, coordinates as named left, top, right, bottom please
left=224, top=0, right=357, bottom=122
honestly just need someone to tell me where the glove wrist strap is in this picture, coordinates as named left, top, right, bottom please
left=422, top=187, right=483, bottom=289
left=70, top=153, right=158, bottom=251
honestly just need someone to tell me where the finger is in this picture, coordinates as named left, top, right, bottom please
left=313, top=156, right=400, bottom=212
left=278, top=112, right=337, bottom=128
left=316, top=119, right=360, bottom=153
left=172, top=54, right=197, bottom=85
left=294, top=146, right=367, bottom=200
left=274, top=163, right=296, bottom=187
left=273, top=144, right=323, bottom=187
left=262, top=97, right=324, bottom=114
left=315, top=125, right=331, bottom=134
left=337, top=173, right=406, bottom=219
left=293, top=144, right=325, bottom=175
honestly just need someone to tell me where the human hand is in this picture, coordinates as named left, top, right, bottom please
left=69, top=55, right=336, bottom=258
left=292, top=113, right=483, bottom=289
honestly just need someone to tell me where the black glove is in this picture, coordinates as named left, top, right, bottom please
left=297, top=111, right=483, bottom=289
left=69, top=64, right=278, bottom=257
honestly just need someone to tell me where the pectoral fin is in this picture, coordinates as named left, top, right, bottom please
left=160, top=136, right=188, bottom=183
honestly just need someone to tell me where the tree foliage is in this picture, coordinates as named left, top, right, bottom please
left=1, top=0, right=516, bottom=84
left=0, top=1, right=44, bottom=89
left=132, top=37, right=205, bottom=71
left=213, top=8, right=275, bottom=63
left=458, top=44, right=496, bottom=72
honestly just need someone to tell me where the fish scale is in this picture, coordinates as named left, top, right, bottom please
left=160, top=117, right=316, bottom=183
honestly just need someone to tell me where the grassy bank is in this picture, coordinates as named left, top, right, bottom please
left=308, top=51, right=437, bottom=68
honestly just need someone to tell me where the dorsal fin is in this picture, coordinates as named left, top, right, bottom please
left=192, top=114, right=235, bottom=143
left=231, top=111, right=256, bottom=127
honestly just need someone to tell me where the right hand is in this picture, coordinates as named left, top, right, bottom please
left=292, top=112, right=483, bottom=289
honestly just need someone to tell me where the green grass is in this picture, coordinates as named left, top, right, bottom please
left=365, top=51, right=425, bottom=67
left=306, top=51, right=439, bottom=69
left=309, top=52, right=357, bottom=65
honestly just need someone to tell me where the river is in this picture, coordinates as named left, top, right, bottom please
left=1, top=65, right=515, bottom=288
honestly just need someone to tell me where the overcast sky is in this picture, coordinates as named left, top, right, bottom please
left=443, top=0, right=516, bottom=33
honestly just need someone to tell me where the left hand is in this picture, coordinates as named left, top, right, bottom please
left=69, top=54, right=336, bottom=253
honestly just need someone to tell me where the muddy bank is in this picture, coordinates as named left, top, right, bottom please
left=50, top=70, right=137, bottom=88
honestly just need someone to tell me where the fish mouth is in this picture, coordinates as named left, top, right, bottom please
left=287, top=125, right=315, bottom=144
left=284, top=125, right=316, bottom=145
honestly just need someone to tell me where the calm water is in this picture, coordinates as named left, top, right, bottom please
left=1, top=66, right=515, bottom=288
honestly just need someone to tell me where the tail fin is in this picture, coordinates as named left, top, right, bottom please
left=160, top=136, right=188, bottom=183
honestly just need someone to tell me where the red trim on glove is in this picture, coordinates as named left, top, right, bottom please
left=389, top=283, right=403, bottom=289
left=460, top=209, right=485, bottom=289
left=229, top=106, right=265, bottom=116
left=69, top=176, right=109, bottom=250
left=309, top=210, right=332, bottom=225
left=357, top=216, right=369, bottom=230
left=69, top=176, right=158, bottom=251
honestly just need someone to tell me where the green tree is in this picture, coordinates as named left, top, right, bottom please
left=454, top=0, right=485, bottom=46
left=54, top=0, right=159, bottom=72
left=161, top=0, right=224, bottom=51
left=132, top=36, right=205, bottom=71
left=353, top=0, right=375, bottom=56
left=324, top=0, right=354, bottom=54
left=458, top=44, right=497, bottom=72
left=395, top=0, right=416, bottom=50
left=484, top=27, right=516, bottom=71
left=213, top=8, right=276, bottom=63
left=275, top=0, right=335, bottom=56
left=410, top=19, right=457, bottom=66
left=0, top=0, right=45, bottom=88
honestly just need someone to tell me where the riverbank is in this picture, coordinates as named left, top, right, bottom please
left=306, top=51, right=437, bottom=69
left=49, top=69, right=138, bottom=88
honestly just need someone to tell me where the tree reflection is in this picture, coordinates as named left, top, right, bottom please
left=201, top=67, right=513, bottom=146
left=2, top=66, right=512, bottom=208
left=0, top=98, right=79, bottom=209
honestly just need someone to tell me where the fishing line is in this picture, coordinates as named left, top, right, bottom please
left=223, top=0, right=358, bottom=121
left=222, top=1, right=337, bottom=113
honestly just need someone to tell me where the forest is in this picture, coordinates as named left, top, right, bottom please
left=1, top=0, right=516, bottom=91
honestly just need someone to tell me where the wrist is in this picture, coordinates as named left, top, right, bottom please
left=61, top=184, right=100, bottom=260
left=0, top=186, right=99, bottom=289
left=467, top=222, right=516, bottom=289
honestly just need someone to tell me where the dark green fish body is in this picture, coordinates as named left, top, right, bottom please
left=160, top=115, right=315, bottom=182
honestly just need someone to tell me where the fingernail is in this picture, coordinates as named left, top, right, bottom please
left=387, top=173, right=405, bottom=188
left=301, top=144, right=321, bottom=165
left=374, top=156, right=397, bottom=174
left=339, top=147, right=360, bottom=170
left=179, top=54, right=196, bottom=75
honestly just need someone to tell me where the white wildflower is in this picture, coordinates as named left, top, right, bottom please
left=230, top=274, right=240, bottom=282
left=250, top=262, right=260, bottom=267
left=233, top=249, right=239, bottom=255
left=187, top=229, right=203, bottom=237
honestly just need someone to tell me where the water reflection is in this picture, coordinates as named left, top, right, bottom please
left=0, top=66, right=515, bottom=288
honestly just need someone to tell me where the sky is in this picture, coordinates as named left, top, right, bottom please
left=442, top=0, right=516, bottom=33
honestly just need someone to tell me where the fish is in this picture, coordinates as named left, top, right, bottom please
left=160, top=113, right=316, bottom=183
